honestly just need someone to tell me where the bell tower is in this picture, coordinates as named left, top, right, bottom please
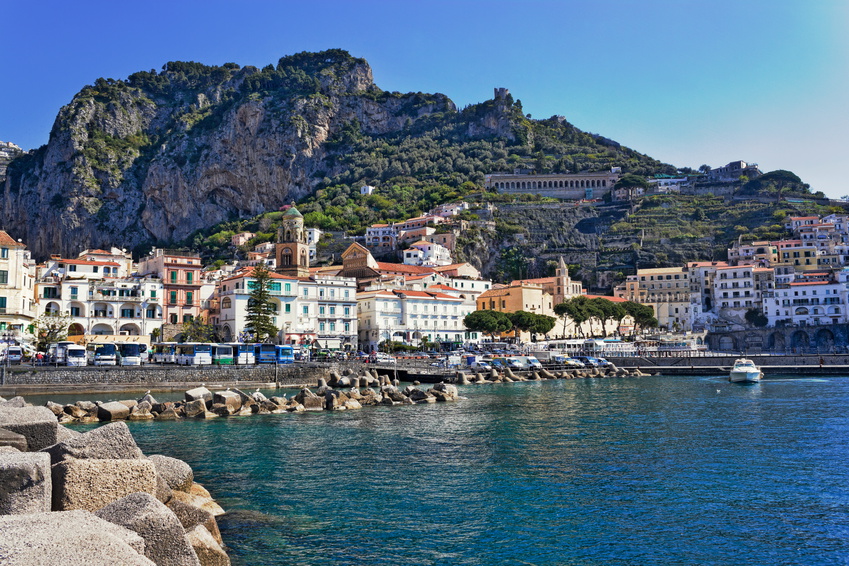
left=275, top=203, right=310, bottom=278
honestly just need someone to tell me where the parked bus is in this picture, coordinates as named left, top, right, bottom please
left=91, top=343, right=118, bottom=366
left=65, top=344, right=87, bottom=367
left=176, top=343, right=212, bottom=366
left=227, top=343, right=255, bottom=365
left=275, top=345, right=295, bottom=364
left=211, top=344, right=235, bottom=365
left=254, top=343, right=277, bottom=364
left=117, top=342, right=143, bottom=366
left=151, top=342, right=178, bottom=364
left=48, top=341, right=76, bottom=365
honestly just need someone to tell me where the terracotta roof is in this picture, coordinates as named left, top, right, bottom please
left=512, top=277, right=556, bottom=285
left=427, top=284, right=460, bottom=292
left=433, top=263, right=471, bottom=272
left=393, top=289, right=460, bottom=301
left=788, top=281, right=829, bottom=286
left=85, top=249, right=113, bottom=255
left=0, top=231, right=24, bottom=247
left=688, top=261, right=729, bottom=267
left=375, top=262, right=436, bottom=275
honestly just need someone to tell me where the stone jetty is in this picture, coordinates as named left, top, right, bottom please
left=0, top=397, right=230, bottom=566
left=452, top=363, right=647, bottom=385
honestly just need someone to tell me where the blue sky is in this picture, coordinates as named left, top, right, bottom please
left=3, top=1, right=847, bottom=196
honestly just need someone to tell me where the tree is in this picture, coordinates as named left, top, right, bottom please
left=554, top=297, right=592, bottom=337
left=181, top=317, right=217, bottom=342
left=529, top=313, right=556, bottom=340
left=590, top=298, right=621, bottom=336
left=508, top=310, right=537, bottom=342
left=463, top=310, right=512, bottom=341
left=244, top=263, right=280, bottom=343
left=699, top=164, right=712, bottom=174
left=614, top=174, right=650, bottom=190
left=32, top=311, right=72, bottom=351
left=622, top=301, right=657, bottom=336
left=745, top=308, right=768, bottom=328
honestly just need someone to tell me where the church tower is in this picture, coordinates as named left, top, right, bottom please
left=275, top=203, right=310, bottom=278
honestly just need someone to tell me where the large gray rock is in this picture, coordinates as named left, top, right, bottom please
left=0, top=509, right=154, bottom=565
left=0, top=396, right=27, bottom=408
left=167, top=497, right=223, bottom=545
left=56, top=423, right=82, bottom=442
left=185, top=387, right=213, bottom=405
left=0, top=451, right=51, bottom=514
left=0, top=427, right=27, bottom=451
left=213, top=390, right=242, bottom=413
left=0, top=405, right=57, bottom=451
left=95, top=492, right=201, bottom=566
left=43, top=421, right=143, bottom=464
left=186, top=524, right=231, bottom=566
left=98, top=401, right=132, bottom=421
left=52, top=458, right=158, bottom=511
left=149, top=454, right=194, bottom=492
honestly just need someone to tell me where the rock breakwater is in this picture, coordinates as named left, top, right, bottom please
left=0, top=396, right=230, bottom=566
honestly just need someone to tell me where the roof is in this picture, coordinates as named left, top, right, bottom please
left=375, top=262, right=436, bottom=275
left=392, top=289, right=460, bottom=301
left=221, top=267, right=298, bottom=283
left=0, top=231, right=24, bottom=248
left=283, top=206, right=302, bottom=218
left=583, top=294, right=628, bottom=303
left=433, top=263, right=471, bottom=272
left=426, top=284, right=460, bottom=292
left=788, top=281, right=830, bottom=286
left=688, top=261, right=729, bottom=267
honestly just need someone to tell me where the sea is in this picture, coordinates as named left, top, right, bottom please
left=47, top=375, right=849, bottom=565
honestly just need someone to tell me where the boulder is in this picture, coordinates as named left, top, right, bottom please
left=184, top=399, right=208, bottom=418
left=156, top=407, right=183, bottom=420
left=293, top=388, right=317, bottom=405
left=0, top=427, right=27, bottom=451
left=167, top=497, right=223, bottom=545
left=186, top=524, right=231, bottom=566
left=95, top=492, right=201, bottom=566
left=76, top=400, right=97, bottom=412
left=43, top=421, right=143, bottom=464
left=210, top=403, right=236, bottom=417
left=149, top=454, right=194, bottom=492
left=98, top=401, right=131, bottom=421
left=0, top=406, right=57, bottom=451
left=0, top=510, right=154, bottom=565
left=139, top=393, right=158, bottom=406
left=325, top=390, right=350, bottom=410
left=52, top=457, right=159, bottom=512
left=343, top=398, right=362, bottom=410
left=269, top=396, right=288, bottom=407
left=251, top=390, right=268, bottom=403
left=0, top=396, right=27, bottom=408
left=381, top=387, right=407, bottom=403
left=231, top=388, right=257, bottom=408
left=212, top=391, right=242, bottom=413
left=0, top=445, right=20, bottom=453
left=64, top=404, right=88, bottom=418
left=154, top=471, right=173, bottom=505
left=56, top=423, right=82, bottom=442
left=129, top=403, right=154, bottom=421
left=118, top=399, right=138, bottom=410
left=170, top=489, right=225, bottom=518
left=406, top=388, right=432, bottom=402
left=0, top=451, right=51, bottom=514
left=45, top=400, right=65, bottom=417
left=301, top=396, right=325, bottom=411
left=185, top=387, right=213, bottom=405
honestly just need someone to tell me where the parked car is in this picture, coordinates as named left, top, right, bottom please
left=373, top=353, right=396, bottom=363
left=4, top=346, right=23, bottom=365
left=594, top=357, right=613, bottom=368
left=563, top=357, right=586, bottom=368
left=573, top=356, right=601, bottom=368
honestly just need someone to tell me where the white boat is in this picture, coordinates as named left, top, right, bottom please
left=729, top=358, right=762, bottom=383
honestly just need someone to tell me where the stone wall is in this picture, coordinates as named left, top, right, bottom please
left=1, top=364, right=333, bottom=387
left=705, top=323, right=849, bottom=354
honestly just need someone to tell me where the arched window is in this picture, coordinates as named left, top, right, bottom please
left=281, top=248, right=292, bottom=266
left=222, top=297, right=231, bottom=309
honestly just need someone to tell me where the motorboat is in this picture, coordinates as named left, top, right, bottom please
left=729, top=358, right=762, bottom=383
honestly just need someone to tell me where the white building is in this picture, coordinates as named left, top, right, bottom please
left=0, top=232, right=37, bottom=335
left=216, top=268, right=299, bottom=343
left=402, top=240, right=453, bottom=267
left=306, top=228, right=323, bottom=262
left=360, top=185, right=375, bottom=196
left=357, top=288, right=472, bottom=352
left=763, top=271, right=849, bottom=327
left=365, top=224, right=396, bottom=249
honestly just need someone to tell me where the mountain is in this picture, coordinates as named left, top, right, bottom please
left=2, top=49, right=675, bottom=259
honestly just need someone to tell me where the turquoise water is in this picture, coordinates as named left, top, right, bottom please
left=111, top=376, right=849, bottom=565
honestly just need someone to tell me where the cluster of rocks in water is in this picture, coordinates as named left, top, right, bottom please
left=44, top=370, right=461, bottom=425
left=454, top=364, right=648, bottom=384
left=0, top=396, right=230, bottom=565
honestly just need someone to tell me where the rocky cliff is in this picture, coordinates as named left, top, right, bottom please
left=2, top=49, right=672, bottom=260
left=2, top=51, right=462, bottom=258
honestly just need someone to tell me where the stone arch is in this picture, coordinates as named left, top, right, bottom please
left=744, top=333, right=763, bottom=351
left=221, top=324, right=233, bottom=342
left=280, top=248, right=292, bottom=266
left=718, top=336, right=735, bottom=351
left=45, top=301, right=61, bottom=315
left=91, top=323, right=113, bottom=335
left=791, top=330, right=810, bottom=352
left=815, top=328, right=835, bottom=352
left=119, top=323, right=140, bottom=335
left=766, top=331, right=785, bottom=352
left=827, top=306, right=841, bottom=315
left=68, top=323, right=85, bottom=336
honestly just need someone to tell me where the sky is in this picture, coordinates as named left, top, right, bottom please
left=2, top=0, right=848, bottom=196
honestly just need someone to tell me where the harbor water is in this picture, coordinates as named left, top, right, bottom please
left=113, top=375, right=849, bottom=565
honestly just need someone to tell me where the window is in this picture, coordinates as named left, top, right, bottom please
left=330, top=322, right=336, bottom=332
left=0, top=271, right=7, bottom=285
left=330, top=306, right=336, bottom=315
left=303, top=288, right=308, bottom=297
left=151, top=290, right=157, bottom=298
left=169, top=291, right=177, bottom=305
left=186, top=272, right=193, bottom=284
left=93, top=266, right=98, bottom=273
left=0, top=248, right=7, bottom=259
left=303, top=306, right=309, bottom=315
left=285, top=304, right=291, bottom=314
left=0, top=297, right=6, bottom=311
left=103, top=267, right=110, bottom=275
left=43, top=287, right=58, bottom=299
left=344, top=307, right=350, bottom=317
left=183, top=314, right=193, bottom=323
left=284, top=283, right=291, bottom=294
left=319, top=322, right=325, bottom=332
left=344, top=289, right=350, bottom=298
left=169, top=314, right=177, bottom=324
left=70, top=306, right=80, bottom=317
left=121, top=308, right=134, bottom=318
left=319, top=306, right=325, bottom=315
left=146, top=308, right=155, bottom=318
left=170, top=271, right=177, bottom=283
left=68, top=265, right=76, bottom=272
left=186, top=292, right=193, bottom=305
left=70, top=286, right=78, bottom=298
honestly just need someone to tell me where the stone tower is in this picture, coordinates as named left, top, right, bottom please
left=275, top=203, right=310, bottom=278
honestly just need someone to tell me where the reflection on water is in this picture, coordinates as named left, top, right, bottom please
left=39, top=376, right=849, bottom=565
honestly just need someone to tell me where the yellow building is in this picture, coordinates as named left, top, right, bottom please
left=476, top=282, right=554, bottom=342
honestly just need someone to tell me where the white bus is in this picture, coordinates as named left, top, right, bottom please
left=65, top=344, right=87, bottom=366
left=176, top=343, right=212, bottom=366
left=151, top=342, right=178, bottom=364
left=227, top=343, right=256, bottom=365
left=89, top=343, right=118, bottom=366
left=117, top=342, right=143, bottom=366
